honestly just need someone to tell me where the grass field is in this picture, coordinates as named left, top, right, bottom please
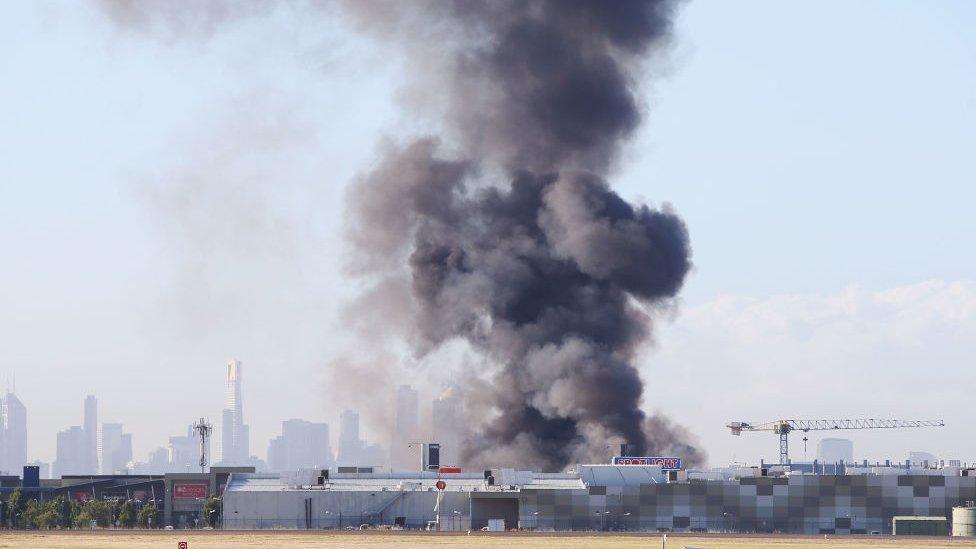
left=1, top=532, right=975, bottom=549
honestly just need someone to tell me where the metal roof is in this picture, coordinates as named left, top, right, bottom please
left=225, top=473, right=584, bottom=493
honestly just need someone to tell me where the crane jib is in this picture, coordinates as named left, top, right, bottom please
left=726, top=418, right=945, bottom=464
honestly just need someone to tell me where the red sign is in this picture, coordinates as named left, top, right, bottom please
left=438, top=466, right=462, bottom=474
left=178, top=543, right=188, bottom=549
left=173, top=483, right=208, bottom=498
left=435, top=480, right=446, bottom=490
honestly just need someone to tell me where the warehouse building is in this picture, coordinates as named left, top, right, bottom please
left=0, top=465, right=253, bottom=528
left=222, top=464, right=976, bottom=534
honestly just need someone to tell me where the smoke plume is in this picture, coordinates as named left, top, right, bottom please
left=345, top=0, right=703, bottom=470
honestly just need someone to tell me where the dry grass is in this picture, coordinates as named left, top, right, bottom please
left=1, top=532, right=975, bottom=549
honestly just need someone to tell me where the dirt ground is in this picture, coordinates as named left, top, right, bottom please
left=1, top=532, right=975, bottom=549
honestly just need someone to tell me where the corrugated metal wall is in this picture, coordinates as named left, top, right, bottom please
left=520, top=475, right=976, bottom=534
left=224, top=474, right=976, bottom=534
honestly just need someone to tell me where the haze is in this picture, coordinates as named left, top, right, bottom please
left=0, top=1, right=973, bottom=468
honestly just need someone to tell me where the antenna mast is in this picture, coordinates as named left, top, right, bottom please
left=192, top=417, right=213, bottom=473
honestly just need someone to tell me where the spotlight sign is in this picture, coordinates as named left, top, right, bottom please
left=612, top=456, right=682, bottom=470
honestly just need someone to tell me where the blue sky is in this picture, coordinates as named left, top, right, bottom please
left=1, top=1, right=973, bottom=467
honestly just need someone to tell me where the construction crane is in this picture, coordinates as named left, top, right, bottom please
left=728, top=418, right=945, bottom=464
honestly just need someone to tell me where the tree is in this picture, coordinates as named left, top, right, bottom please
left=5, top=488, right=24, bottom=528
left=203, top=496, right=222, bottom=528
left=73, top=500, right=114, bottom=529
left=118, top=501, right=136, bottom=528
left=46, top=495, right=73, bottom=529
left=137, top=503, right=160, bottom=529
left=24, top=499, right=60, bottom=529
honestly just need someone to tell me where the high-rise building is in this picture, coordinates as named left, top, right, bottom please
left=817, top=438, right=854, bottom=464
left=431, top=385, right=463, bottom=467
left=100, top=423, right=133, bottom=474
left=53, top=426, right=87, bottom=477
left=53, top=396, right=100, bottom=476
left=336, top=409, right=385, bottom=468
left=129, top=447, right=170, bottom=475
left=1, top=389, right=27, bottom=473
left=391, top=385, right=419, bottom=471
left=170, top=423, right=207, bottom=473
left=266, top=419, right=332, bottom=472
left=337, top=410, right=363, bottom=465
left=220, top=360, right=249, bottom=465
left=83, top=395, right=98, bottom=473
left=147, top=447, right=169, bottom=471
left=909, top=451, right=938, bottom=466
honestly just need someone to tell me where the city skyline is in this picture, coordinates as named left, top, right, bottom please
left=1, top=366, right=479, bottom=476
left=5, top=368, right=958, bottom=478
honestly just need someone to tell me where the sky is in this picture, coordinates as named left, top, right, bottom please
left=0, top=1, right=973, bottom=469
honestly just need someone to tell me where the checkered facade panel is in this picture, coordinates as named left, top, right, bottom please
left=519, top=475, right=976, bottom=534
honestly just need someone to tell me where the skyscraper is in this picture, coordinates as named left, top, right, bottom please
left=336, top=410, right=363, bottom=465
left=1, top=389, right=27, bottom=474
left=83, top=395, right=98, bottom=474
left=53, top=426, right=86, bottom=477
left=100, top=422, right=133, bottom=474
left=391, top=385, right=419, bottom=471
left=170, top=423, right=208, bottom=473
left=431, top=385, right=463, bottom=467
left=817, top=438, right=854, bottom=464
left=220, top=360, right=249, bottom=464
left=266, top=419, right=332, bottom=472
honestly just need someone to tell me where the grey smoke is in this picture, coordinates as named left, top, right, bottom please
left=345, top=0, right=704, bottom=470
left=92, top=0, right=704, bottom=469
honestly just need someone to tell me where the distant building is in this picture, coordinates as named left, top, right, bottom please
left=53, top=426, right=87, bottom=477
left=336, top=410, right=385, bottom=467
left=337, top=410, right=362, bottom=465
left=148, top=447, right=169, bottom=471
left=362, top=442, right=386, bottom=468
left=391, top=385, right=419, bottom=471
left=27, top=459, right=49, bottom=479
left=128, top=447, right=170, bottom=475
left=170, top=423, right=208, bottom=473
left=817, top=438, right=854, bottom=464
left=266, top=419, right=332, bottom=472
left=219, top=360, right=249, bottom=465
left=100, top=423, right=133, bottom=474
left=909, top=451, right=938, bottom=466
left=1, top=389, right=27, bottom=473
left=431, top=386, right=463, bottom=467
left=84, top=395, right=98, bottom=474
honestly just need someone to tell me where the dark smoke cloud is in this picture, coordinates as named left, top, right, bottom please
left=349, top=141, right=698, bottom=469
left=344, top=0, right=703, bottom=470
left=94, top=0, right=704, bottom=470
left=345, top=0, right=679, bottom=174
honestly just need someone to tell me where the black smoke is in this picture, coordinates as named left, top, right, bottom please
left=345, top=0, right=703, bottom=470
left=94, top=0, right=704, bottom=470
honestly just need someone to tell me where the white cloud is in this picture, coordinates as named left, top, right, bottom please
left=643, top=280, right=976, bottom=466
